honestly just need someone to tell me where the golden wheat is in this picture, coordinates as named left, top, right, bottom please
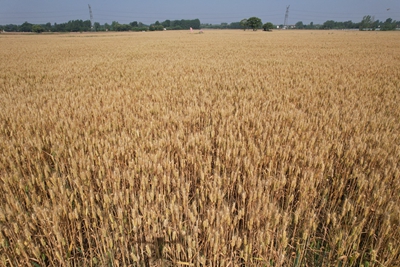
left=0, top=30, right=399, bottom=266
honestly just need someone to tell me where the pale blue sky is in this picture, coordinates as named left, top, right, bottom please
left=0, top=0, right=398, bottom=25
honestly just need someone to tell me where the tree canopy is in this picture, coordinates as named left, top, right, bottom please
left=240, top=19, right=248, bottom=30
left=32, top=25, right=44, bottom=33
left=263, top=22, right=274, bottom=31
left=246, top=17, right=262, bottom=31
left=295, top=21, right=304, bottom=29
left=381, top=18, right=397, bottom=31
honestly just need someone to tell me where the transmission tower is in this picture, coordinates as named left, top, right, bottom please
left=88, top=4, right=94, bottom=31
left=284, top=5, right=290, bottom=28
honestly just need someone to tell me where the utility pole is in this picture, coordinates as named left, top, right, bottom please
left=88, top=4, right=94, bottom=31
left=284, top=5, right=290, bottom=29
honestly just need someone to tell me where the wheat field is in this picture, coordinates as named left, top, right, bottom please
left=0, top=30, right=399, bottom=266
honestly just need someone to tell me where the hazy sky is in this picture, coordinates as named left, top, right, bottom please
left=0, top=0, right=398, bottom=25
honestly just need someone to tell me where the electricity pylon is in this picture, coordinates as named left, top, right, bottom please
left=88, top=4, right=94, bottom=31
left=284, top=5, right=290, bottom=29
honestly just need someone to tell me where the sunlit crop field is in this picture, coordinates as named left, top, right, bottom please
left=1, top=30, right=399, bottom=266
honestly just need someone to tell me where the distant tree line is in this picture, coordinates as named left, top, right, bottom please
left=200, top=17, right=272, bottom=31
left=1, top=20, right=93, bottom=33
left=201, top=16, right=398, bottom=31
left=0, top=16, right=397, bottom=33
left=297, top=16, right=398, bottom=31
left=0, top=18, right=201, bottom=33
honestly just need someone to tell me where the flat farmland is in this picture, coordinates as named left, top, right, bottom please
left=0, top=30, right=399, bottom=266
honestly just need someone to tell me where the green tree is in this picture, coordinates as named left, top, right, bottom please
left=247, top=17, right=262, bottom=31
left=343, top=20, right=354, bottom=29
left=190, top=19, right=201, bottom=29
left=32, top=24, right=44, bottom=33
left=371, top=20, right=380, bottom=30
left=7, top=24, right=19, bottom=32
left=240, top=19, right=248, bottom=30
left=263, top=22, right=274, bottom=31
left=93, top=22, right=100, bottom=31
left=161, top=20, right=170, bottom=28
left=19, top=21, right=33, bottom=32
left=115, top=23, right=131, bottom=31
left=295, top=21, right=304, bottom=29
left=229, top=22, right=242, bottom=29
left=53, top=22, right=64, bottom=32
left=381, top=18, right=397, bottom=31
left=360, top=15, right=373, bottom=30
left=44, top=22, right=52, bottom=31
left=149, top=24, right=164, bottom=31
left=111, top=21, right=119, bottom=31
left=82, top=20, right=91, bottom=31
left=336, top=21, right=345, bottom=29
left=321, top=20, right=335, bottom=29
left=167, top=19, right=200, bottom=30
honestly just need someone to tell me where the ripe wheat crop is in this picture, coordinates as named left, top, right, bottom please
left=0, top=30, right=399, bottom=266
